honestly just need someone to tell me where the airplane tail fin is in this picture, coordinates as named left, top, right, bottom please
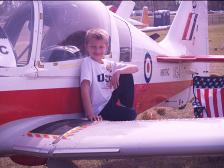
left=116, top=1, right=135, bottom=19
left=160, top=1, right=208, bottom=56
left=141, top=6, right=150, bottom=26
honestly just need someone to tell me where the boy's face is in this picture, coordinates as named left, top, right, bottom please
left=86, top=38, right=108, bottom=62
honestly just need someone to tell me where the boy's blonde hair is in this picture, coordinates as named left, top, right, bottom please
left=85, top=28, right=109, bottom=45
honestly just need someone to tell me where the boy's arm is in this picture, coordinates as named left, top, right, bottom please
left=116, top=64, right=139, bottom=74
left=81, top=80, right=102, bottom=121
left=111, top=64, right=138, bottom=89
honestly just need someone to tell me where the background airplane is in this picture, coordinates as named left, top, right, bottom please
left=0, top=1, right=224, bottom=168
left=108, top=1, right=170, bottom=35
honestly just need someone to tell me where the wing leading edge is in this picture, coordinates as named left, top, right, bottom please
left=9, top=118, right=224, bottom=159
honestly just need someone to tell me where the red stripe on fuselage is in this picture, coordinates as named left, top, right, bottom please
left=0, top=88, right=83, bottom=125
left=0, top=80, right=192, bottom=125
left=134, top=80, right=192, bottom=112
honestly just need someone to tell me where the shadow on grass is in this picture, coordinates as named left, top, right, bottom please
left=74, top=155, right=224, bottom=168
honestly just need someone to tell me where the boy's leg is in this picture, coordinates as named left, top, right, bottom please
left=111, top=74, right=134, bottom=108
left=99, top=74, right=136, bottom=121
left=100, top=105, right=136, bottom=121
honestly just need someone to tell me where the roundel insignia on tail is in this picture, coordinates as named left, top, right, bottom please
left=144, top=52, right=152, bottom=83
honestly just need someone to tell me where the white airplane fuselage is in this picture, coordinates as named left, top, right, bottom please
left=0, top=1, right=209, bottom=126
left=1, top=1, right=224, bottom=167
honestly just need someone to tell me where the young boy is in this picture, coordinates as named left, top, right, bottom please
left=80, top=28, right=138, bottom=121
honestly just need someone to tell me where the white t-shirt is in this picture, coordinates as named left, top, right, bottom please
left=80, top=57, right=125, bottom=115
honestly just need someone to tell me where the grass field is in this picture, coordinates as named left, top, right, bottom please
left=208, top=24, right=224, bottom=55
left=0, top=24, right=224, bottom=168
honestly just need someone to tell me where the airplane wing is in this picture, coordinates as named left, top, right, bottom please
left=140, top=25, right=170, bottom=33
left=157, top=55, right=224, bottom=63
left=1, top=116, right=224, bottom=161
left=110, top=1, right=170, bottom=34
left=127, top=18, right=145, bottom=27
left=126, top=18, right=170, bottom=33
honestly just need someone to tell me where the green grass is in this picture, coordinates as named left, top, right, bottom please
left=209, top=24, right=224, bottom=55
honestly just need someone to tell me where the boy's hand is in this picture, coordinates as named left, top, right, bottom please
left=87, top=113, right=103, bottom=121
left=111, top=69, right=121, bottom=89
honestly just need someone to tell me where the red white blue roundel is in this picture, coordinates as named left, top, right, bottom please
left=144, top=52, right=152, bottom=83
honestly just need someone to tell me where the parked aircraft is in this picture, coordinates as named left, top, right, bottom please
left=0, top=1, right=224, bottom=168
left=108, top=1, right=170, bottom=34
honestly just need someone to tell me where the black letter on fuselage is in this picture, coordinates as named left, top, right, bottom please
left=0, top=46, right=9, bottom=55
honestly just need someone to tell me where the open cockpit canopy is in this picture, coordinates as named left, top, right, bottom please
left=0, top=1, right=33, bottom=67
left=0, top=1, right=112, bottom=66
left=40, top=1, right=111, bottom=62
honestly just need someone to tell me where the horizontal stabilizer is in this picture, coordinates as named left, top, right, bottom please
left=157, top=55, right=224, bottom=63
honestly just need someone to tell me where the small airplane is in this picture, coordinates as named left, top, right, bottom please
left=108, top=1, right=170, bottom=34
left=0, top=1, right=224, bottom=168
